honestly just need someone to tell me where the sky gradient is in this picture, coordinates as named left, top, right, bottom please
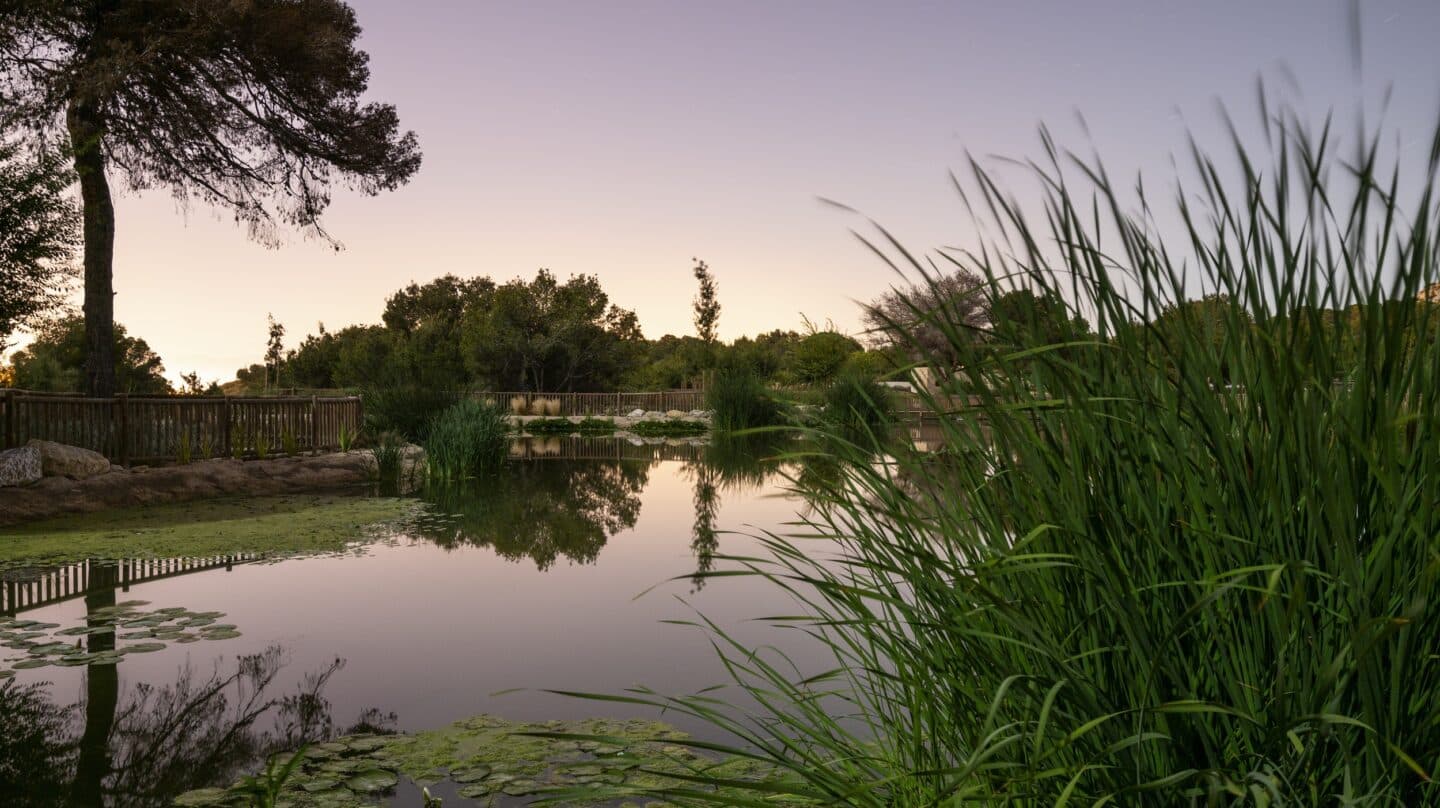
left=13, top=0, right=1440, bottom=384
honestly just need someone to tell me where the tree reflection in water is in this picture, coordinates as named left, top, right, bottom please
left=685, top=433, right=789, bottom=590
left=1, top=564, right=386, bottom=807
left=418, top=459, right=649, bottom=570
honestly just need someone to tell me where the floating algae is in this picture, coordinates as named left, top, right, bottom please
left=172, top=714, right=784, bottom=807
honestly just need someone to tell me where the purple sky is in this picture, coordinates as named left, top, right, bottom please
left=18, top=0, right=1440, bottom=383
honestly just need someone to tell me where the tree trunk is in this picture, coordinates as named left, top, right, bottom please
left=67, top=98, right=117, bottom=397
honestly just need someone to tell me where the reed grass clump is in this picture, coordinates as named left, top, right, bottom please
left=706, top=366, right=783, bottom=432
left=362, top=386, right=459, bottom=443
left=424, top=399, right=508, bottom=480
left=575, top=98, right=1440, bottom=805
left=818, top=370, right=894, bottom=442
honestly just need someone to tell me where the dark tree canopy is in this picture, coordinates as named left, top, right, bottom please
left=11, top=314, right=170, bottom=393
left=862, top=270, right=989, bottom=368
left=0, top=140, right=76, bottom=350
left=0, top=0, right=421, bottom=394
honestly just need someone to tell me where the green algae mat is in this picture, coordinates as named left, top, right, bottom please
left=174, top=714, right=787, bottom=807
left=0, top=494, right=418, bottom=568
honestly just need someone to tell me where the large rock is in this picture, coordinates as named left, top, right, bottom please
left=26, top=439, right=111, bottom=479
left=0, top=445, right=42, bottom=487
left=664, top=409, right=686, bottom=419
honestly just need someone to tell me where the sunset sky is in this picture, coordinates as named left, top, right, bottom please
left=14, top=0, right=1440, bottom=384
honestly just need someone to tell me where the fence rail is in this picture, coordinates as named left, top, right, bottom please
left=0, top=389, right=362, bottom=465
left=475, top=389, right=706, bottom=416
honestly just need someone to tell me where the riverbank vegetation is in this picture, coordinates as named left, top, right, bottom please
left=569, top=102, right=1440, bottom=804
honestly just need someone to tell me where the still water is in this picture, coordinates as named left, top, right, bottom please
left=1, top=439, right=833, bottom=806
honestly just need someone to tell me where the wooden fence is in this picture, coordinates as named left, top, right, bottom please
left=475, top=389, right=706, bottom=416
left=0, top=389, right=362, bottom=465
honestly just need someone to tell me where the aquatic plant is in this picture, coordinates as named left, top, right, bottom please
left=628, top=419, right=707, bottom=437
left=818, top=369, right=894, bottom=442
left=336, top=420, right=355, bottom=453
left=369, top=430, right=406, bottom=488
left=253, top=431, right=271, bottom=460
left=227, top=745, right=309, bottom=808
left=280, top=428, right=299, bottom=457
left=706, top=365, right=783, bottom=432
left=424, top=399, right=508, bottom=480
left=566, top=96, right=1440, bottom=804
left=176, top=432, right=193, bottom=465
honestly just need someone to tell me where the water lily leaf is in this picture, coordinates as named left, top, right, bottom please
left=200, top=629, right=242, bottom=641
left=501, top=779, right=542, bottom=795
left=122, top=642, right=167, bottom=654
left=299, top=778, right=341, bottom=792
left=457, top=783, right=494, bottom=798
left=12, top=658, right=49, bottom=669
left=345, top=769, right=399, bottom=793
left=0, top=670, right=13, bottom=679
left=452, top=765, right=492, bottom=782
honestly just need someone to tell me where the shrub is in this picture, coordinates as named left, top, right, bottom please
left=424, top=399, right=508, bottom=480
left=706, top=366, right=783, bottom=432
left=362, top=387, right=459, bottom=443
left=369, top=430, right=406, bottom=489
left=819, top=370, right=894, bottom=441
left=573, top=100, right=1440, bottom=804
left=524, top=417, right=578, bottom=435
left=629, top=419, right=707, bottom=437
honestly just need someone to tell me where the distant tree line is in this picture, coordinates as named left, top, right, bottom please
left=235, top=268, right=892, bottom=395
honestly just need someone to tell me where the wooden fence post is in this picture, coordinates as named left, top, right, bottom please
left=2, top=389, right=13, bottom=450
left=116, top=394, right=129, bottom=466
left=221, top=397, right=232, bottom=458
left=310, top=396, right=320, bottom=453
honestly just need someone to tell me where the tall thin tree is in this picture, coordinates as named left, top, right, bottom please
left=0, top=0, right=422, bottom=395
left=691, top=257, right=720, bottom=344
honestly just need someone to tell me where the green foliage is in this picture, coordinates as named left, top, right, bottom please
left=787, top=330, right=862, bottom=385
left=706, top=366, right=783, bottom=432
left=0, top=141, right=76, bottom=350
left=176, top=432, right=193, bottom=465
left=369, top=430, right=405, bottom=489
left=522, top=417, right=580, bottom=435
left=585, top=101, right=1440, bottom=804
left=820, top=371, right=894, bottom=440
left=337, top=421, right=355, bottom=453
left=461, top=269, right=644, bottom=392
left=280, top=429, right=299, bottom=458
left=227, top=745, right=309, bottom=808
left=628, top=419, right=707, bottom=437
left=362, top=387, right=459, bottom=443
left=10, top=315, right=171, bottom=394
left=253, top=431, right=270, bottom=460
left=423, top=400, right=508, bottom=481
left=691, top=257, right=721, bottom=345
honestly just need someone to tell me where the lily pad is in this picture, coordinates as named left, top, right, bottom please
left=122, top=642, right=167, bottom=654
left=0, top=670, right=12, bottom=679
left=172, top=787, right=230, bottom=807
left=457, top=783, right=494, bottom=798
left=451, top=765, right=492, bottom=782
left=345, top=769, right=399, bottom=793
left=12, top=658, right=49, bottom=669
left=200, top=629, right=242, bottom=641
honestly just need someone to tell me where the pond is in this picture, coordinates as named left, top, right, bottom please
left=0, top=437, right=835, bottom=807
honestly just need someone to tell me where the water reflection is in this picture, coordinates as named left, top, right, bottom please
left=418, top=460, right=650, bottom=569
left=685, top=433, right=790, bottom=589
left=1, top=644, right=379, bottom=807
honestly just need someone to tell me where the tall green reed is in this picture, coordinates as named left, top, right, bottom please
left=424, top=399, right=508, bottom=481
left=564, top=96, right=1440, bottom=805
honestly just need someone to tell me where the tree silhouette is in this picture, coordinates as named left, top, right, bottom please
left=0, top=0, right=421, bottom=395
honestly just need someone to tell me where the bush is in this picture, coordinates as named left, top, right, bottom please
left=706, top=366, right=783, bottom=432
left=577, top=100, right=1440, bottom=804
left=424, top=399, right=508, bottom=480
left=522, top=417, right=575, bottom=435
left=819, top=371, right=894, bottom=440
left=629, top=419, right=707, bottom=438
left=362, top=387, right=459, bottom=443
